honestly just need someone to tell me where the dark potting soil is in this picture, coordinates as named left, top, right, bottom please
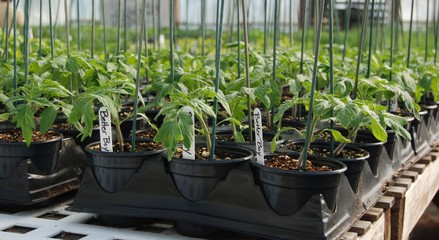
left=264, top=154, right=333, bottom=172
left=0, top=129, right=60, bottom=142
left=89, top=141, right=163, bottom=152
left=52, top=122, right=98, bottom=130
left=136, top=129, right=157, bottom=139
left=286, top=143, right=368, bottom=159
left=215, top=131, right=273, bottom=142
left=174, top=147, right=238, bottom=160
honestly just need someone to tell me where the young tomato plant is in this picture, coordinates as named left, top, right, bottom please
left=0, top=77, right=72, bottom=145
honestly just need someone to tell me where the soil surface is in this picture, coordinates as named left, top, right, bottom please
left=136, top=129, right=157, bottom=139
left=174, top=147, right=240, bottom=160
left=264, top=154, right=333, bottom=171
left=286, top=143, right=368, bottom=159
left=216, top=131, right=274, bottom=142
left=0, top=129, right=60, bottom=143
left=90, top=141, right=163, bottom=152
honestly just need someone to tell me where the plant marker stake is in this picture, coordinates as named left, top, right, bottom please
left=366, top=0, right=375, bottom=78
left=2, top=0, right=9, bottom=60
left=170, top=0, right=175, bottom=84
left=209, top=0, right=225, bottom=161
left=389, top=0, right=397, bottom=111
left=237, top=0, right=241, bottom=79
left=289, top=0, right=293, bottom=47
left=406, top=0, right=415, bottom=68
left=342, top=0, right=352, bottom=60
left=301, top=0, right=325, bottom=171
left=241, top=0, right=253, bottom=143
left=99, top=107, right=113, bottom=152
left=263, top=0, right=267, bottom=54
left=131, top=0, right=147, bottom=152
left=352, top=0, right=370, bottom=100
left=182, top=106, right=195, bottom=160
left=254, top=108, right=264, bottom=165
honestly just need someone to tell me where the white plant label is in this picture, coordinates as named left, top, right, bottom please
left=98, top=106, right=113, bottom=152
left=254, top=108, right=264, bottom=165
left=182, top=106, right=195, bottom=160
left=390, top=96, right=398, bottom=111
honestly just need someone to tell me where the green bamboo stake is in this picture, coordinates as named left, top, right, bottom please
left=301, top=0, right=326, bottom=170
left=209, top=0, right=225, bottom=161
left=152, top=0, right=157, bottom=51
left=379, top=0, right=387, bottom=51
left=134, top=0, right=138, bottom=52
left=406, top=0, right=415, bottom=68
left=91, top=0, right=95, bottom=58
left=23, top=0, right=30, bottom=84
left=131, top=0, right=147, bottom=152
left=38, top=0, right=42, bottom=57
left=158, top=0, right=161, bottom=50
left=185, top=0, right=189, bottom=51
left=435, top=0, right=439, bottom=64
left=333, top=0, right=341, bottom=44
left=170, top=0, right=175, bottom=83
left=64, top=0, right=73, bottom=105
left=390, top=0, right=395, bottom=81
left=124, top=0, right=127, bottom=51
left=49, top=0, right=54, bottom=59
left=1, top=1, right=9, bottom=62
left=201, top=0, right=206, bottom=55
left=13, top=0, right=17, bottom=90
left=300, top=0, right=310, bottom=73
left=263, top=0, right=268, bottom=54
left=117, top=0, right=121, bottom=54
left=366, top=0, right=375, bottom=78
left=342, top=0, right=352, bottom=60
left=77, top=0, right=80, bottom=52
left=425, top=0, right=430, bottom=62
left=352, top=0, right=370, bottom=100
left=237, top=0, right=241, bottom=78
left=271, top=0, right=280, bottom=130
left=328, top=0, right=335, bottom=158
left=101, top=0, right=107, bottom=59
left=289, top=0, right=293, bottom=48
left=241, top=0, right=252, bottom=143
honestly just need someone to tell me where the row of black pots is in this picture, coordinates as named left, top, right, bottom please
left=0, top=130, right=88, bottom=206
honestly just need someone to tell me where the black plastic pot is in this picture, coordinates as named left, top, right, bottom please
left=253, top=152, right=347, bottom=216
left=167, top=145, right=254, bottom=202
left=349, top=132, right=385, bottom=176
left=85, top=139, right=165, bottom=193
left=286, top=140, right=369, bottom=194
left=0, top=130, right=63, bottom=177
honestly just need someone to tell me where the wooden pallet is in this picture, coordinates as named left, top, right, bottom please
left=386, top=148, right=439, bottom=240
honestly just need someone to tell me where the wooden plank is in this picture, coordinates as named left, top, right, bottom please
left=430, top=151, right=439, bottom=161
left=350, top=220, right=372, bottom=235
left=375, top=196, right=395, bottom=209
left=400, top=171, right=419, bottom=182
left=361, top=208, right=384, bottom=222
left=358, top=214, right=386, bottom=240
left=385, top=186, right=407, bottom=199
left=394, top=178, right=412, bottom=189
left=341, top=232, right=358, bottom=240
left=390, top=196, right=405, bottom=240
left=417, top=155, right=432, bottom=165
left=401, top=153, right=439, bottom=240
left=409, top=163, right=427, bottom=174
left=383, top=208, right=391, bottom=240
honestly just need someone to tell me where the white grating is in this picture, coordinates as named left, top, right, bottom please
left=0, top=200, right=199, bottom=240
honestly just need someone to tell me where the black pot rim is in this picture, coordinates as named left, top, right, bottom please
left=0, top=129, right=63, bottom=146
left=286, top=140, right=370, bottom=162
left=254, top=152, right=347, bottom=176
left=85, top=139, right=165, bottom=156
left=168, top=144, right=255, bottom=163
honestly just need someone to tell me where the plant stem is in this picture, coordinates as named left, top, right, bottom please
left=115, top=124, right=124, bottom=151
left=333, top=127, right=359, bottom=156
left=298, top=118, right=318, bottom=166
left=195, top=111, right=211, bottom=153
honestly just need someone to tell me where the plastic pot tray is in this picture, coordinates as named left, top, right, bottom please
left=68, top=137, right=414, bottom=240
left=0, top=137, right=87, bottom=206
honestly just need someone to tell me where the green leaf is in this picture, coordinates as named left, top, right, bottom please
left=0, top=113, right=12, bottom=121
left=14, top=105, right=36, bottom=145
left=178, top=111, right=194, bottom=149
left=370, top=117, right=388, bottom=142
left=39, top=107, right=57, bottom=133
left=323, top=129, right=351, bottom=143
